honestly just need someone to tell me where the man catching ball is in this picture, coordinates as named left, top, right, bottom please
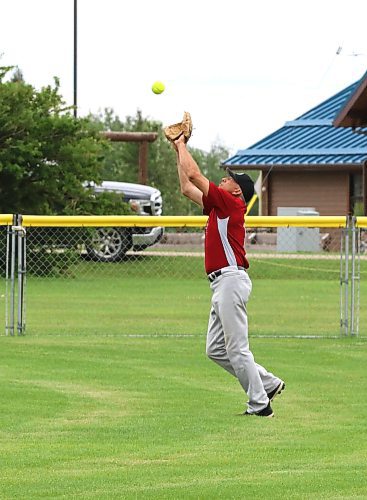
left=166, top=117, right=285, bottom=417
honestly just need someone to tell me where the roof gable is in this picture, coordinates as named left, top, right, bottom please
left=224, top=81, right=367, bottom=168
left=333, top=70, right=367, bottom=127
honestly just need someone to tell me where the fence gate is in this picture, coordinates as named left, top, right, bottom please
left=340, top=216, right=360, bottom=336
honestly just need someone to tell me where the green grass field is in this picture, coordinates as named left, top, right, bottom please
left=18, top=255, right=367, bottom=337
left=1, top=336, right=367, bottom=498
left=20, top=277, right=345, bottom=337
left=1, top=257, right=366, bottom=498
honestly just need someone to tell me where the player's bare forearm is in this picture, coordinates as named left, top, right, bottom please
left=175, top=151, right=203, bottom=207
left=175, top=136, right=209, bottom=197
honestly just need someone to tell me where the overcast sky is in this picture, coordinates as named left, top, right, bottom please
left=1, top=0, right=367, bottom=153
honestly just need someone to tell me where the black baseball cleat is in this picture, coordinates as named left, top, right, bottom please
left=244, top=402, right=274, bottom=418
left=267, top=381, right=285, bottom=402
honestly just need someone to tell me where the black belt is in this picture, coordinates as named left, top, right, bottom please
left=207, top=266, right=245, bottom=282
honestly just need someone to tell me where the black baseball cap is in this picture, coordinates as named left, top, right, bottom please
left=226, top=168, right=254, bottom=203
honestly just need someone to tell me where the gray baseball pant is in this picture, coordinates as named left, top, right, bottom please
left=206, top=267, right=281, bottom=413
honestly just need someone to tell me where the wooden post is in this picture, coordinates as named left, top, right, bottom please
left=101, top=132, right=158, bottom=143
left=100, top=131, right=158, bottom=185
left=139, top=141, right=148, bottom=185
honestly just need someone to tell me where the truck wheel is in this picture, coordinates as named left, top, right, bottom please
left=86, top=227, right=132, bottom=262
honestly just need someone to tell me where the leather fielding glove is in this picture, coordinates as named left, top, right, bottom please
left=164, top=111, right=193, bottom=143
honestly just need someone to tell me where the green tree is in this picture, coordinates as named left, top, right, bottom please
left=0, top=66, right=128, bottom=216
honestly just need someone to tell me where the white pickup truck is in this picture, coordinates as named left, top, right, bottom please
left=86, top=181, right=164, bottom=261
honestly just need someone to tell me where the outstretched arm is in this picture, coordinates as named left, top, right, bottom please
left=174, top=135, right=210, bottom=198
left=175, top=148, right=203, bottom=207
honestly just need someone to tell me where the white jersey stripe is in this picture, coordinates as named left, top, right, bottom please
left=217, top=216, right=237, bottom=267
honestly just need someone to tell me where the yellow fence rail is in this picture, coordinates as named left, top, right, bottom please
left=14, top=215, right=349, bottom=228
left=356, top=217, right=367, bottom=228
left=0, top=214, right=13, bottom=225
left=0, top=214, right=366, bottom=228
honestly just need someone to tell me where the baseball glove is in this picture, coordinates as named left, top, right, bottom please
left=164, top=111, right=193, bottom=143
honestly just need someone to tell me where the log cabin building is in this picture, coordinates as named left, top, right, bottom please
left=223, top=72, right=367, bottom=216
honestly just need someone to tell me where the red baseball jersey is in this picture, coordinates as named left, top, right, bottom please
left=202, top=181, right=249, bottom=274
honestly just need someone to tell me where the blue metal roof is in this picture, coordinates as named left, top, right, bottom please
left=224, top=81, right=367, bottom=168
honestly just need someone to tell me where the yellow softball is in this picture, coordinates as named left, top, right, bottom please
left=151, top=81, right=165, bottom=94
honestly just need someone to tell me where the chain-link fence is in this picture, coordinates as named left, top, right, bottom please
left=354, top=222, right=367, bottom=337
left=2, top=215, right=366, bottom=338
left=0, top=224, right=8, bottom=331
left=361, top=227, right=367, bottom=255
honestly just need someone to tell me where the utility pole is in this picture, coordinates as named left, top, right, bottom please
left=73, top=0, right=77, bottom=118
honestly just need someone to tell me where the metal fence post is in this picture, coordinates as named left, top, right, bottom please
left=5, top=218, right=14, bottom=335
left=8, top=215, right=17, bottom=336
left=17, top=214, right=26, bottom=335
left=5, top=214, right=26, bottom=336
left=350, top=217, right=360, bottom=336
left=355, top=227, right=361, bottom=335
left=350, top=217, right=356, bottom=336
left=340, top=216, right=350, bottom=336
